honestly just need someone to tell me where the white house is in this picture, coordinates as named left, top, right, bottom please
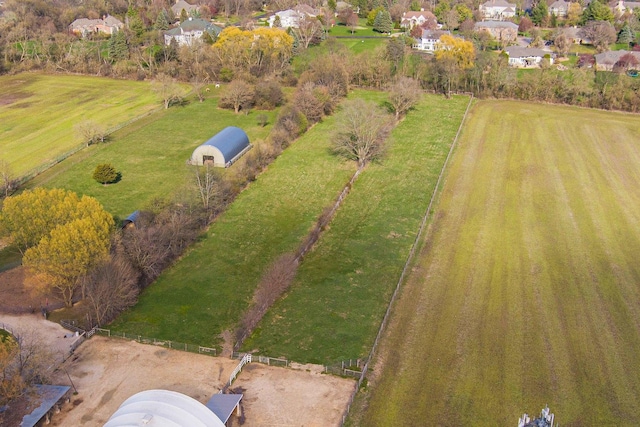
left=400, top=11, right=437, bottom=29
left=164, top=17, right=222, bottom=46
left=268, top=5, right=318, bottom=28
left=413, top=29, right=449, bottom=52
left=548, top=0, right=570, bottom=17
left=479, top=0, right=517, bottom=20
left=504, top=46, right=553, bottom=67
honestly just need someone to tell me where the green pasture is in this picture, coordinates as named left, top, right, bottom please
left=356, top=101, right=640, bottom=426
left=0, top=73, right=161, bottom=176
left=244, top=94, right=470, bottom=363
left=108, top=94, right=369, bottom=346
left=29, top=90, right=276, bottom=219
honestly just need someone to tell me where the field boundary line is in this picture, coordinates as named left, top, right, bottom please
left=340, top=93, right=474, bottom=426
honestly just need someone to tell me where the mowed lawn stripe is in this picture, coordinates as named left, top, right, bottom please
left=31, top=94, right=276, bottom=218
left=0, top=73, right=159, bottom=176
left=243, top=94, right=470, bottom=363
left=358, top=100, right=640, bottom=426
left=108, top=97, right=360, bottom=346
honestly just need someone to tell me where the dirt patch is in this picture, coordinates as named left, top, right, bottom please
left=0, top=267, right=63, bottom=314
left=45, top=337, right=355, bottom=426
left=0, top=91, right=31, bottom=106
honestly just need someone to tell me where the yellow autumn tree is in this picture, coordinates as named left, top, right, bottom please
left=1, top=188, right=114, bottom=307
left=435, top=34, right=475, bottom=97
left=0, top=188, right=81, bottom=254
left=212, top=27, right=293, bottom=77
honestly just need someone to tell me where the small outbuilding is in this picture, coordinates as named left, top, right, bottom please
left=189, top=126, right=251, bottom=168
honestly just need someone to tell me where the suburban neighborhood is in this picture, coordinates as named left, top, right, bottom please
left=1, top=0, right=639, bottom=425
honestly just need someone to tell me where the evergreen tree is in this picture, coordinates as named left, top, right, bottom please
left=373, top=10, right=393, bottom=33
left=618, top=23, right=635, bottom=47
left=93, top=164, right=118, bottom=185
left=154, top=10, right=170, bottom=31
left=531, top=0, right=548, bottom=26
left=328, top=0, right=337, bottom=12
left=108, top=30, right=129, bottom=61
left=273, top=14, right=282, bottom=28
left=581, top=0, right=614, bottom=23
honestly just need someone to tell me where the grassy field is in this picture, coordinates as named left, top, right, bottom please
left=0, top=73, right=161, bottom=176
left=29, top=91, right=276, bottom=219
left=243, top=94, right=470, bottom=363
left=107, top=93, right=370, bottom=346
left=355, top=100, right=640, bottom=426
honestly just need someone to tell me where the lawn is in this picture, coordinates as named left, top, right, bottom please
left=0, top=73, right=161, bottom=177
left=354, top=100, right=640, bottom=426
left=107, top=93, right=371, bottom=347
left=29, top=90, right=277, bottom=219
left=243, top=94, right=470, bottom=363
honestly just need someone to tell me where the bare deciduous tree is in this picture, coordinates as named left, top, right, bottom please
left=388, top=76, right=422, bottom=120
left=219, top=79, right=254, bottom=113
left=333, top=99, right=393, bottom=168
left=152, top=72, right=184, bottom=109
left=85, top=256, right=139, bottom=327
left=0, top=159, right=18, bottom=199
left=74, top=120, right=107, bottom=146
left=580, top=21, right=617, bottom=53
left=291, top=15, right=323, bottom=50
left=192, top=164, right=224, bottom=212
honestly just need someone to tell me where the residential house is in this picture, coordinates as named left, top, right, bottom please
left=562, top=26, right=583, bottom=44
left=400, top=11, right=438, bottom=29
left=69, top=15, right=124, bottom=36
left=268, top=5, right=318, bottom=28
left=172, top=0, right=200, bottom=18
left=164, top=17, right=222, bottom=46
left=594, top=50, right=640, bottom=71
left=474, top=20, right=518, bottom=42
left=614, top=0, right=640, bottom=13
left=504, top=46, right=553, bottom=67
left=479, top=0, right=517, bottom=20
left=548, top=0, right=570, bottom=17
left=413, top=29, right=450, bottom=52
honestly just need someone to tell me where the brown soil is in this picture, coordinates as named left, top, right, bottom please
left=47, top=337, right=355, bottom=427
left=0, top=267, right=61, bottom=314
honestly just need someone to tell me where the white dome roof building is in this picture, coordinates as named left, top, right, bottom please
left=104, top=390, right=226, bottom=427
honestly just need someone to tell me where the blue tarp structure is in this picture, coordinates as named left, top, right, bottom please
left=21, top=385, right=70, bottom=427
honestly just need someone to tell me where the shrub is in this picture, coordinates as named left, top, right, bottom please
left=93, top=163, right=118, bottom=185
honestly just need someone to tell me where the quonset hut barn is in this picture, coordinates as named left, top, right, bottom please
left=104, top=389, right=243, bottom=427
left=189, top=126, right=251, bottom=168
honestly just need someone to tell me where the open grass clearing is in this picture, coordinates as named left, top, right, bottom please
left=243, top=94, right=470, bottom=363
left=29, top=90, right=276, bottom=219
left=0, top=73, right=162, bottom=177
left=354, top=100, right=640, bottom=426
left=106, top=93, right=389, bottom=347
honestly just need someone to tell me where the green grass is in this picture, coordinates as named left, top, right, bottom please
left=0, top=73, right=161, bottom=176
left=243, top=94, right=470, bottom=363
left=29, top=91, right=276, bottom=219
left=356, top=100, right=640, bottom=426
left=335, top=37, right=388, bottom=53
left=107, top=94, right=374, bottom=347
left=0, top=245, right=21, bottom=273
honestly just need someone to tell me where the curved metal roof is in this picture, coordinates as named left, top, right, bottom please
left=202, top=126, right=250, bottom=163
left=104, top=389, right=225, bottom=427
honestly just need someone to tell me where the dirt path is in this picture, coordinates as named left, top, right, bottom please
left=0, top=312, right=80, bottom=363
